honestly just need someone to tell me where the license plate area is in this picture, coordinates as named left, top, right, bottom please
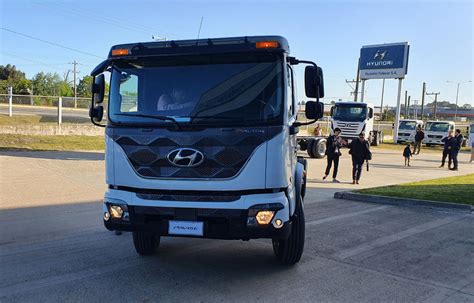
left=168, top=220, right=203, bottom=236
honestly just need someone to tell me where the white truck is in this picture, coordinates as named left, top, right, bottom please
left=88, top=36, right=325, bottom=265
left=396, top=119, right=423, bottom=144
left=330, top=101, right=383, bottom=146
left=423, top=120, right=455, bottom=146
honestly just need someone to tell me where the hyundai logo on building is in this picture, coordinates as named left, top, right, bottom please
left=167, top=148, right=204, bottom=167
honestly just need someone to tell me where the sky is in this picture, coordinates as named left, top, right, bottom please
left=0, top=0, right=473, bottom=107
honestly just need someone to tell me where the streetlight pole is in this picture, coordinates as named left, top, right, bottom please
left=446, top=80, right=472, bottom=121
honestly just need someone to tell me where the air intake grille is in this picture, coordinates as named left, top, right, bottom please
left=112, top=128, right=270, bottom=179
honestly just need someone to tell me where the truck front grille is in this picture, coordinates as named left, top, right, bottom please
left=109, top=126, right=281, bottom=179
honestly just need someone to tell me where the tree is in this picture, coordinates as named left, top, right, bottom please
left=31, top=72, right=72, bottom=96
left=0, top=64, right=25, bottom=81
left=0, top=64, right=31, bottom=94
left=77, top=75, right=93, bottom=97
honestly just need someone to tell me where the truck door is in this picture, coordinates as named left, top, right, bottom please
left=287, top=65, right=297, bottom=183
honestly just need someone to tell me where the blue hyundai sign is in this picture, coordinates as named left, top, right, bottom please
left=359, top=42, right=409, bottom=79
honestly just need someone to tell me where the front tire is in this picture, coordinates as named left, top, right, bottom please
left=272, top=195, right=305, bottom=265
left=306, top=139, right=315, bottom=158
left=133, top=231, right=160, bottom=255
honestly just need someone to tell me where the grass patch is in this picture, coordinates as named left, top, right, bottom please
left=357, top=174, right=474, bottom=205
left=373, top=141, right=470, bottom=152
left=0, top=114, right=89, bottom=125
left=0, top=134, right=104, bottom=151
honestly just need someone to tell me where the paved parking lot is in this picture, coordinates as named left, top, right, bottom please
left=1, top=149, right=473, bottom=302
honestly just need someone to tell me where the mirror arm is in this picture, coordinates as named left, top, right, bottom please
left=90, top=117, right=106, bottom=128
left=288, top=57, right=321, bottom=102
left=293, top=119, right=317, bottom=127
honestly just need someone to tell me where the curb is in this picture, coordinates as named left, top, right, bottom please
left=334, top=191, right=473, bottom=213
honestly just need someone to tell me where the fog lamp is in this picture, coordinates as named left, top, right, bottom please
left=109, top=205, right=124, bottom=219
left=255, top=210, right=275, bottom=225
left=103, top=212, right=110, bottom=221
left=275, top=219, right=283, bottom=228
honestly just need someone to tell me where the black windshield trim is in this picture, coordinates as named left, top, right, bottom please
left=107, top=54, right=285, bottom=127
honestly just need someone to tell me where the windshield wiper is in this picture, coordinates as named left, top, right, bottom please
left=115, top=113, right=179, bottom=130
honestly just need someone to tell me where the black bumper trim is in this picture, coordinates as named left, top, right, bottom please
left=104, top=205, right=291, bottom=240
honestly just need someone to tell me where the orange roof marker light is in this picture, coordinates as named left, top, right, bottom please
left=111, top=48, right=130, bottom=56
left=255, top=41, right=279, bottom=49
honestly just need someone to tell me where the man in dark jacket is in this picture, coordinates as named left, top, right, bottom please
left=413, top=127, right=425, bottom=155
left=323, top=128, right=343, bottom=182
left=439, top=130, right=454, bottom=168
left=450, top=129, right=464, bottom=171
left=348, top=132, right=371, bottom=184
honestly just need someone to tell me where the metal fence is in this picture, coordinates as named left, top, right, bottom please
left=0, top=94, right=92, bottom=108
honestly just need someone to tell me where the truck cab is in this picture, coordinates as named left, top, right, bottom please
left=89, top=36, right=324, bottom=265
left=423, top=121, right=455, bottom=146
left=330, top=101, right=382, bottom=145
left=397, top=119, right=423, bottom=144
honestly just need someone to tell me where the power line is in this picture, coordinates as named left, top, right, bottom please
left=1, top=27, right=104, bottom=59
left=33, top=1, right=174, bottom=40
left=0, top=51, right=66, bottom=72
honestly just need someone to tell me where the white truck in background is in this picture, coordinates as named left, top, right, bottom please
left=396, top=119, right=424, bottom=144
left=330, top=101, right=383, bottom=146
left=423, top=120, right=455, bottom=146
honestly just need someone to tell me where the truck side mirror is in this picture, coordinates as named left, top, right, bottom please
left=368, top=108, right=374, bottom=119
left=305, top=66, right=324, bottom=98
left=89, top=74, right=105, bottom=122
left=330, top=106, right=334, bottom=117
left=92, top=74, right=105, bottom=104
left=305, top=101, right=324, bottom=120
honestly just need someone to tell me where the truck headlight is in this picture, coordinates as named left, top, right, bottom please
left=255, top=210, right=275, bottom=225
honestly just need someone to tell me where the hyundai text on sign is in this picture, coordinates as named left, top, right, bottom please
left=359, top=42, right=409, bottom=79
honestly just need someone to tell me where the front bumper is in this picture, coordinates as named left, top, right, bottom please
left=104, top=205, right=291, bottom=240
left=103, top=189, right=292, bottom=240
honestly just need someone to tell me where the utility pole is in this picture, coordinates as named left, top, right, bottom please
left=426, top=92, right=440, bottom=119
left=412, top=99, right=418, bottom=119
left=346, top=79, right=361, bottom=101
left=420, top=82, right=426, bottom=120
left=447, top=80, right=472, bottom=121
left=407, top=96, right=411, bottom=119
left=404, top=91, right=408, bottom=118
left=354, top=57, right=360, bottom=101
left=69, top=60, right=80, bottom=108
left=379, top=78, right=385, bottom=127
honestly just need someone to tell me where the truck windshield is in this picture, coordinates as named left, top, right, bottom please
left=425, top=122, right=449, bottom=132
left=332, top=105, right=367, bottom=122
left=399, top=121, right=418, bottom=130
left=108, top=54, right=283, bottom=126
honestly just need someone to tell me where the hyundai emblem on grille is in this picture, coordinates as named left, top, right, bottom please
left=167, top=148, right=205, bottom=167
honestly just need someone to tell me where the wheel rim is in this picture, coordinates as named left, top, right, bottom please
left=318, top=141, right=326, bottom=155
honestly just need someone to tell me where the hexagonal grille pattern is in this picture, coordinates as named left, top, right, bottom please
left=114, top=131, right=266, bottom=179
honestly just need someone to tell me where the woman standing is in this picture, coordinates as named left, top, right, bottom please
left=348, top=132, right=371, bottom=184
left=323, top=128, right=343, bottom=182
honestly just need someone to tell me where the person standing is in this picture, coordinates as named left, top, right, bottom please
left=348, top=132, right=371, bottom=184
left=323, top=128, right=343, bottom=183
left=450, top=129, right=464, bottom=171
left=313, top=125, right=322, bottom=137
left=439, top=130, right=454, bottom=169
left=403, top=144, right=412, bottom=167
left=413, top=127, right=425, bottom=155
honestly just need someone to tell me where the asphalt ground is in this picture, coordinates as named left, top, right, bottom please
left=0, top=149, right=473, bottom=302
